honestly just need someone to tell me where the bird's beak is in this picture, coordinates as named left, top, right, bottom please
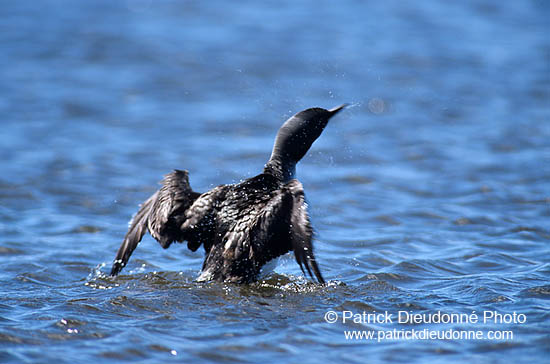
left=328, top=103, right=349, bottom=116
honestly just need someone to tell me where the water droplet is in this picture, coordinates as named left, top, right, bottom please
left=367, top=97, right=386, bottom=114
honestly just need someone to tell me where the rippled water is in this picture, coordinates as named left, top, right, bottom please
left=1, top=1, right=549, bottom=363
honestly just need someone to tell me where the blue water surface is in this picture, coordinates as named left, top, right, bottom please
left=1, top=1, right=549, bottom=363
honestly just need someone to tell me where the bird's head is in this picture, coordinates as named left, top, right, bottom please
left=271, top=104, right=347, bottom=164
left=264, top=104, right=347, bottom=181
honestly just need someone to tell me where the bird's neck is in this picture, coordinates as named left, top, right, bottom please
left=263, top=156, right=296, bottom=183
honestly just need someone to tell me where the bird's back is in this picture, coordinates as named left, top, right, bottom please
left=197, top=173, right=287, bottom=282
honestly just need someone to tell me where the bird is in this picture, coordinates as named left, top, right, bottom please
left=110, top=104, right=347, bottom=284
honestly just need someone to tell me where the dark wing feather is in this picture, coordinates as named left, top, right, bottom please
left=249, top=179, right=325, bottom=283
left=248, top=190, right=294, bottom=265
left=181, top=185, right=228, bottom=253
left=110, top=170, right=199, bottom=276
left=287, top=179, right=325, bottom=284
left=147, top=170, right=198, bottom=247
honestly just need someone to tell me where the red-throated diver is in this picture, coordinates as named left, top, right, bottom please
left=110, top=104, right=347, bottom=283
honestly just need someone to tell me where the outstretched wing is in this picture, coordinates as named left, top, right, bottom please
left=250, top=179, right=325, bottom=284
left=110, top=170, right=200, bottom=276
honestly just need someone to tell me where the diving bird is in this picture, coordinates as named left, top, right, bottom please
left=110, top=104, right=347, bottom=283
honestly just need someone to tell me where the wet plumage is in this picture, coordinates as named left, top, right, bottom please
left=110, top=105, right=347, bottom=283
